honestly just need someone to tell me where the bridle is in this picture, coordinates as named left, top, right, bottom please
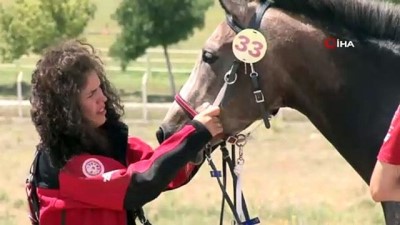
left=174, top=1, right=273, bottom=225
left=175, top=0, right=272, bottom=130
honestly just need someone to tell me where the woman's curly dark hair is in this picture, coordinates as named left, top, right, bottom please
left=30, top=40, right=125, bottom=168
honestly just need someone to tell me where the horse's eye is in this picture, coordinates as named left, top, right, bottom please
left=202, top=50, right=218, bottom=64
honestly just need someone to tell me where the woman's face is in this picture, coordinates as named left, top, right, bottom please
left=79, top=71, right=107, bottom=127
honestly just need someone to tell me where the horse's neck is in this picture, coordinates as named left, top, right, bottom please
left=288, top=42, right=400, bottom=183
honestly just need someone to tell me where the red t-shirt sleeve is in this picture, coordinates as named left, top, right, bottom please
left=377, top=104, right=400, bottom=165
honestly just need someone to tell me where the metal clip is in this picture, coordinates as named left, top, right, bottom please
left=237, top=146, right=245, bottom=165
left=224, top=71, right=237, bottom=85
left=235, top=134, right=247, bottom=165
left=249, top=72, right=259, bottom=78
left=235, top=134, right=247, bottom=147
left=249, top=64, right=259, bottom=78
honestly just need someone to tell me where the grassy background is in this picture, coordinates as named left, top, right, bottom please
left=0, top=0, right=224, bottom=102
left=0, top=0, right=386, bottom=224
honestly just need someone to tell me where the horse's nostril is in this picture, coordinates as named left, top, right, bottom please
left=156, top=124, right=176, bottom=144
left=156, top=127, right=165, bottom=144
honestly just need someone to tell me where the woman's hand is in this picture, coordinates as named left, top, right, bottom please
left=193, top=103, right=223, bottom=138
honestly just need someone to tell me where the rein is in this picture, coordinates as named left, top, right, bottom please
left=175, top=1, right=273, bottom=224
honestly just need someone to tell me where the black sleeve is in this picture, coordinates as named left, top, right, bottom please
left=123, top=120, right=212, bottom=209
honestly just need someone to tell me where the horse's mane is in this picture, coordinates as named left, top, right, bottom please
left=271, top=0, right=400, bottom=43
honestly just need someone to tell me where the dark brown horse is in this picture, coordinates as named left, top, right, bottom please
left=157, top=0, right=400, bottom=224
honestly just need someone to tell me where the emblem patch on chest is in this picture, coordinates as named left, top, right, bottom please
left=82, top=158, right=105, bottom=177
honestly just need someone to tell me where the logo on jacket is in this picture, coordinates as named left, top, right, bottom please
left=82, top=158, right=105, bottom=177
left=102, top=170, right=115, bottom=182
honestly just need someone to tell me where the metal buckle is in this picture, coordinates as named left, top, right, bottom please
left=226, top=136, right=238, bottom=144
left=253, top=90, right=264, bottom=103
left=226, top=134, right=248, bottom=146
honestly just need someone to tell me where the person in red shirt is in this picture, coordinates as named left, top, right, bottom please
left=370, top=104, right=400, bottom=202
left=26, top=40, right=223, bottom=225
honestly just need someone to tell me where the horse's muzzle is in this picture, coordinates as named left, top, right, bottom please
left=156, top=126, right=165, bottom=144
left=156, top=123, right=176, bottom=144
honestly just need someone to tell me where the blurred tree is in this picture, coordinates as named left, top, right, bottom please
left=0, top=0, right=96, bottom=62
left=110, top=0, right=213, bottom=96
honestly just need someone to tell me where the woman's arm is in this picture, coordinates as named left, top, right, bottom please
left=128, top=134, right=204, bottom=191
left=370, top=161, right=400, bottom=202
left=59, top=120, right=212, bottom=210
left=126, top=106, right=222, bottom=191
left=370, top=105, right=400, bottom=202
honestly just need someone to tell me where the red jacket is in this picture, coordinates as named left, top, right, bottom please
left=30, top=121, right=211, bottom=225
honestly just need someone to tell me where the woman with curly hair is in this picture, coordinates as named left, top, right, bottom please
left=26, top=40, right=223, bottom=225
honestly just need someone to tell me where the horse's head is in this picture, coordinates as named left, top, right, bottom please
left=158, top=0, right=317, bottom=142
left=157, top=0, right=400, bottom=223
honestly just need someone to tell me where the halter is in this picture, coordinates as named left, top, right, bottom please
left=174, top=1, right=273, bottom=225
left=175, top=0, right=272, bottom=129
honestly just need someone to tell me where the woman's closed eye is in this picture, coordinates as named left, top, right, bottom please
left=87, top=88, right=97, bottom=98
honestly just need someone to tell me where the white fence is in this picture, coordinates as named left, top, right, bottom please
left=0, top=99, right=172, bottom=122
left=2, top=75, right=174, bottom=121
left=1, top=48, right=200, bottom=74
left=0, top=48, right=200, bottom=121
left=0, top=48, right=306, bottom=123
left=0, top=98, right=303, bottom=126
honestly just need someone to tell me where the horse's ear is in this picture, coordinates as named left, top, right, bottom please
left=219, top=0, right=248, bottom=22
